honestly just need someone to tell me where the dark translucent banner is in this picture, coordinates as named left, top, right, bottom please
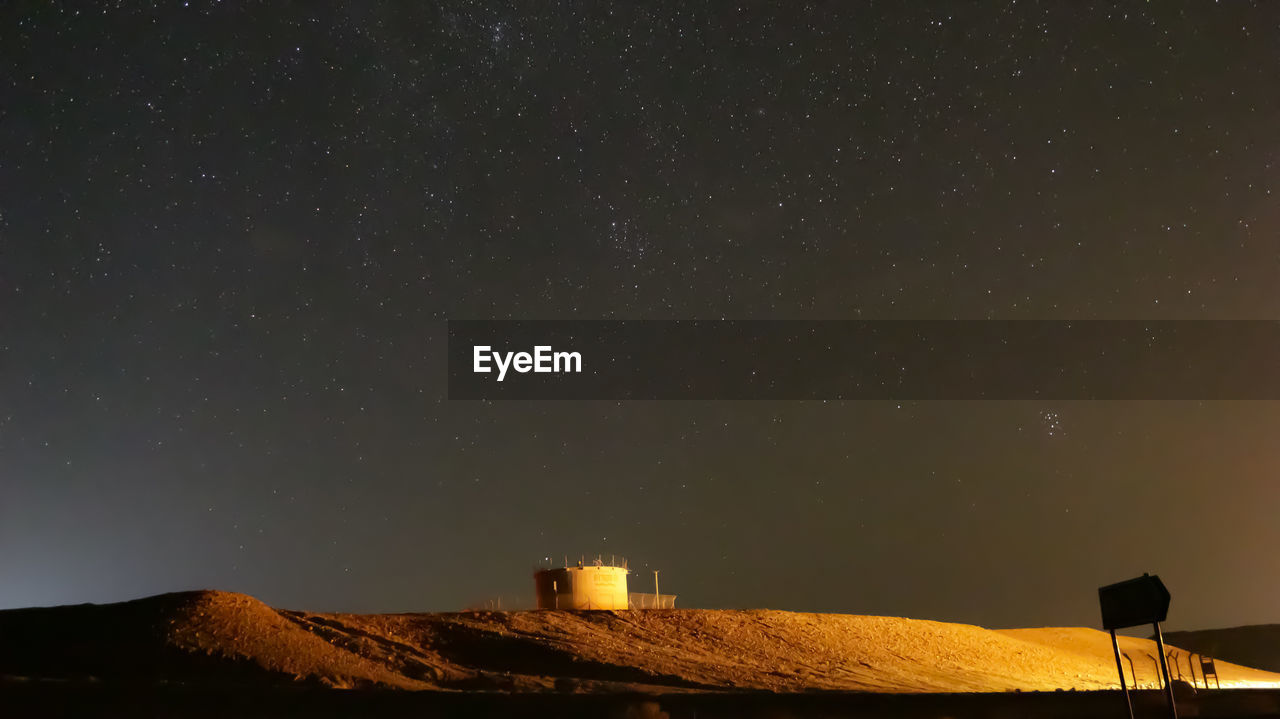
left=447, top=321, right=1280, bottom=400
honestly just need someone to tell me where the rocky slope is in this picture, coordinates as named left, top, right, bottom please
left=1, top=591, right=1277, bottom=693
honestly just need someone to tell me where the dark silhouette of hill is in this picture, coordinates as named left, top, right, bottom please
left=1161, top=625, right=1280, bottom=673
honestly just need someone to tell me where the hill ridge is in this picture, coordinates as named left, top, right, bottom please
left=1, top=591, right=1277, bottom=694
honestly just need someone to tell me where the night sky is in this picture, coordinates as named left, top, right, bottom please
left=1, top=3, right=1277, bottom=631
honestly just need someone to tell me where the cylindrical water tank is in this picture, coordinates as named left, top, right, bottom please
left=534, top=565, right=629, bottom=610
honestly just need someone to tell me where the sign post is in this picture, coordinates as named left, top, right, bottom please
left=1108, top=627, right=1134, bottom=719
left=1098, top=573, right=1176, bottom=719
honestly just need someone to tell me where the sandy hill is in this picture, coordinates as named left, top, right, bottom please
left=1160, top=625, right=1280, bottom=674
left=0, top=590, right=1277, bottom=694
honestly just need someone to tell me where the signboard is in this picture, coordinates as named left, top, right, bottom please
left=1099, top=573, right=1171, bottom=630
left=1098, top=573, right=1178, bottom=719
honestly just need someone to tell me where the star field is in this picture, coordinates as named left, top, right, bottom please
left=0, top=2, right=1277, bottom=630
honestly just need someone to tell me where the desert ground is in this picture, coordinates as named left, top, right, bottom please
left=2, top=590, right=1278, bottom=718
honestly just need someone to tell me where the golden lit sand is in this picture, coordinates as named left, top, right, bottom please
left=3, top=590, right=1278, bottom=693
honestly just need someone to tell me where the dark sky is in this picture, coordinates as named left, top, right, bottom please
left=1, top=2, right=1277, bottom=631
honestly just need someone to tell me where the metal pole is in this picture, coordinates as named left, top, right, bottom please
left=1153, top=622, right=1178, bottom=719
left=1111, top=629, right=1135, bottom=719
left=654, top=570, right=660, bottom=608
